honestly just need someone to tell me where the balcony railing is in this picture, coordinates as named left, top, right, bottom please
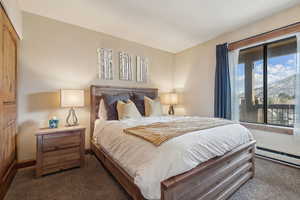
left=254, top=104, right=295, bottom=127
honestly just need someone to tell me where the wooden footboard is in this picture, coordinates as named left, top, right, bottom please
left=91, top=140, right=256, bottom=200
left=161, top=140, right=256, bottom=200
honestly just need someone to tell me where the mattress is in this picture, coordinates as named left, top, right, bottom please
left=93, top=116, right=253, bottom=200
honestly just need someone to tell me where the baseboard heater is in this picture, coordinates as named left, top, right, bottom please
left=256, top=146, right=300, bottom=168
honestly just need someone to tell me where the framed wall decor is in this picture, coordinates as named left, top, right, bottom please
left=97, top=48, right=113, bottom=80
left=119, top=52, right=133, bottom=81
left=136, top=56, right=149, bottom=83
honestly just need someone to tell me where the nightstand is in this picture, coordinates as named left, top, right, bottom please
left=35, top=126, right=85, bottom=177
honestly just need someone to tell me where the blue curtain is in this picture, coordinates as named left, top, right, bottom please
left=214, top=43, right=231, bottom=119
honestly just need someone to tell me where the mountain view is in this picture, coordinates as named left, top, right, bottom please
left=253, top=74, right=296, bottom=104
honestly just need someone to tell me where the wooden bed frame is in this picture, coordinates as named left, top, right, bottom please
left=90, top=85, right=256, bottom=200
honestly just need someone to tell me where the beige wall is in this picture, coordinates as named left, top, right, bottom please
left=18, top=12, right=174, bottom=161
left=174, top=5, right=300, bottom=157
left=0, top=0, right=22, bottom=38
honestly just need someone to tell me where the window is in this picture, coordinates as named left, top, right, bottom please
left=238, top=37, right=297, bottom=127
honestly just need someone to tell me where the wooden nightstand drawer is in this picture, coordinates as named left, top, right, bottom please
left=43, top=133, right=81, bottom=152
left=35, top=126, right=85, bottom=177
left=43, top=147, right=81, bottom=166
left=42, top=160, right=81, bottom=175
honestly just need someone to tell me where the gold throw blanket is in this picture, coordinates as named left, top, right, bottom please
left=124, top=118, right=235, bottom=146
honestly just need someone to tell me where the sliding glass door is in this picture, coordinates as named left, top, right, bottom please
left=238, top=45, right=264, bottom=124
left=267, top=37, right=297, bottom=126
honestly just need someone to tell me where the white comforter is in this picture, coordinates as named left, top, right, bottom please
left=93, top=116, right=253, bottom=200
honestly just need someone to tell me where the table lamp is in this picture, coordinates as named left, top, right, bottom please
left=163, top=92, right=178, bottom=115
left=60, top=89, right=84, bottom=126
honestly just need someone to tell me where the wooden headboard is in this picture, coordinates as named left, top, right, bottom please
left=90, top=85, right=158, bottom=140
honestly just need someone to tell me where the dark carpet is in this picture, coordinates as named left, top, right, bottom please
left=4, top=155, right=300, bottom=200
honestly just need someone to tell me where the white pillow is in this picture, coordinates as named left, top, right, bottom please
left=144, top=96, right=163, bottom=117
left=117, top=100, right=142, bottom=120
left=98, top=99, right=108, bottom=120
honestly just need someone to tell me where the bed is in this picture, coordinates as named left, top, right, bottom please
left=90, top=85, right=256, bottom=200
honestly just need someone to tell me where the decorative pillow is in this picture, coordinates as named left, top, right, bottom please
left=102, top=93, right=130, bottom=120
left=117, top=100, right=142, bottom=120
left=132, top=93, right=157, bottom=116
left=144, top=96, right=163, bottom=117
left=97, top=99, right=108, bottom=120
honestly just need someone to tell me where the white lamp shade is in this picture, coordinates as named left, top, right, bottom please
left=162, top=92, right=178, bottom=105
left=60, top=89, right=84, bottom=108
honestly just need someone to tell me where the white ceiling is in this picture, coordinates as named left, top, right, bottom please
left=18, top=0, right=300, bottom=53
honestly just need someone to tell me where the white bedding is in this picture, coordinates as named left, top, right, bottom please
left=93, top=116, right=253, bottom=200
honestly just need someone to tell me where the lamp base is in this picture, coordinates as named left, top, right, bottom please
left=168, top=105, right=175, bottom=115
left=66, top=107, right=79, bottom=126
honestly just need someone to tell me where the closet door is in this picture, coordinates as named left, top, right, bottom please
left=0, top=8, right=18, bottom=178
left=0, top=8, right=17, bottom=177
left=0, top=6, right=18, bottom=200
